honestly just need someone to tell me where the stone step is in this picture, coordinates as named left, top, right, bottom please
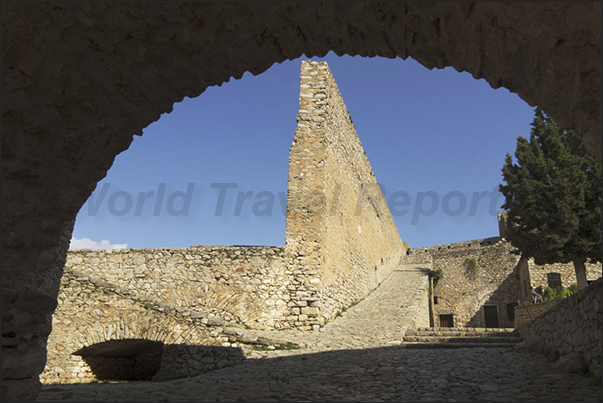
left=417, top=327, right=516, bottom=333
left=405, top=330, right=519, bottom=338
left=399, top=342, right=519, bottom=349
left=403, top=335, right=523, bottom=344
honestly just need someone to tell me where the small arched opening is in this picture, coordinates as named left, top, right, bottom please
left=73, top=339, right=164, bottom=382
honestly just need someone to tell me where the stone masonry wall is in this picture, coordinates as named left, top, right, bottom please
left=514, top=299, right=561, bottom=329
left=63, top=246, right=289, bottom=330
left=154, top=345, right=244, bottom=381
left=516, top=278, right=602, bottom=379
left=41, top=267, right=221, bottom=384
left=404, top=238, right=601, bottom=329
left=285, top=61, right=406, bottom=323
left=41, top=61, right=410, bottom=384
left=428, top=240, right=521, bottom=328
left=3, top=4, right=602, bottom=400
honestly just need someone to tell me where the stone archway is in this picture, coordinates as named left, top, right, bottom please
left=41, top=310, right=213, bottom=384
left=2, top=3, right=601, bottom=401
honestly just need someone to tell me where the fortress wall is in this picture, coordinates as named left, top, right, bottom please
left=526, top=260, right=601, bottom=294
left=407, top=240, right=601, bottom=328
left=514, top=299, right=561, bottom=329
left=516, top=278, right=602, bottom=379
left=62, top=246, right=290, bottom=329
left=409, top=237, right=502, bottom=255
left=286, top=61, right=406, bottom=322
left=429, top=241, right=521, bottom=328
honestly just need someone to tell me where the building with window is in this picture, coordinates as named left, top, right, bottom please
left=405, top=214, right=602, bottom=329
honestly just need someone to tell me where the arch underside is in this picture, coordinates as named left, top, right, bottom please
left=2, top=3, right=601, bottom=401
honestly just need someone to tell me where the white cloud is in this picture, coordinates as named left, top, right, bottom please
left=69, top=237, right=128, bottom=250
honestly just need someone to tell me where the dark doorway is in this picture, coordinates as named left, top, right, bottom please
left=483, top=305, right=499, bottom=328
left=506, top=302, right=518, bottom=323
left=439, top=314, right=454, bottom=327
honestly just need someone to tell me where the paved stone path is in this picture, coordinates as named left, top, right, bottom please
left=36, top=265, right=602, bottom=402
left=239, top=265, right=430, bottom=356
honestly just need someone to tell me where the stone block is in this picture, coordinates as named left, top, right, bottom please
left=301, top=307, right=319, bottom=316
left=207, top=317, right=226, bottom=327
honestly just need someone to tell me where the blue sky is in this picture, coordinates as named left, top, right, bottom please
left=70, top=52, right=536, bottom=250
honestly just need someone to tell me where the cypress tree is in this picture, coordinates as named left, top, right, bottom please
left=499, top=108, right=602, bottom=289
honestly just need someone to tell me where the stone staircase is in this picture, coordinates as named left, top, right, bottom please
left=400, top=327, right=522, bottom=349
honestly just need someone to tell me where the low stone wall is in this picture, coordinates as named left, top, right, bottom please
left=41, top=267, right=223, bottom=384
left=400, top=253, right=433, bottom=266
left=153, top=345, right=245, bottom=381
left=516, top=278, right=602, bottom=378
left=514, top=300, right=561, bottom=328
left=409, top=237, right=502, bottom=255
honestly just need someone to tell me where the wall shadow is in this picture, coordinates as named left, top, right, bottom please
left=36, top=344, right=602, bottom=402
left=467, top=270, right=521, bottom=328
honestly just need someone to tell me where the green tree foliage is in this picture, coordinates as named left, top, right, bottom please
left=427, top=267, right=443, bottom=284
left=536, top=284, right=578, bottom=301
left=500, top=108, right=602, bottom=289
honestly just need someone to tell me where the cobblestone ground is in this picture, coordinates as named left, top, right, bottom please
left=36, top=265, right=602, bottom=402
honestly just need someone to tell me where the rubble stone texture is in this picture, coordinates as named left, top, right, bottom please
left=516, top=278, right=602, bottom=380
left=2, top=3, right=601, bottom=401
left=404, top=238, right=601, bottom=329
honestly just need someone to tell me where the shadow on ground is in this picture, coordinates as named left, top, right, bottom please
left=37, top=344, right=602, bottom=402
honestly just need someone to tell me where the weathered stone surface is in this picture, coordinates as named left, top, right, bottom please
left=516, top=279, right=602, bottom=379
left=403, top=237, right=601, bottom=329
left=285, top=61, right=406, bottom=322
left=39, top=63, right=408, bottom=384
left=2, top=3, right=602, bottom=400
left=34, top=266, right=603, bottom=402
left=153, top=345, right=244, bottom=381
left=552, top=352, right=588, bottom=374
left=513, top=339, right=544, bottom=355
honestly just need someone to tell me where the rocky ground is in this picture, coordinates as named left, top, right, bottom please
left=36, top=265, right=602, bottom=402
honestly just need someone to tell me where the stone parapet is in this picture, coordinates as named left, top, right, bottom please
left=514, top=300, right=560, bottom=329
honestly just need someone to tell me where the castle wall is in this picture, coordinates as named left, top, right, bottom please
left=513, top=299, right=561, bottom=329
left=285, top=61, right=406, bottom=322
left=404, top=239, right=602, bottom=329
left=62, top=246, right=290, bottom=329
left=516, top=278, right=602, bottom=379
left=426, top=241, right=521, bottom=328
left=527, top=260, right=601, bottom=293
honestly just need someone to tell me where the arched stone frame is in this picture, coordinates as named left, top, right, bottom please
left=41, top=311, right=208, bottom=384
left=2, top=3, right=601, bottom=401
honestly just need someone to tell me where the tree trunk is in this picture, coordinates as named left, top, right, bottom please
left=573, top=259, right=589, bottom=290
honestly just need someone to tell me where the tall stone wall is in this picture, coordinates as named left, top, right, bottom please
left=286, top=61, right=406, bottom=321
left=516, top=279, right=602, bottom=379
